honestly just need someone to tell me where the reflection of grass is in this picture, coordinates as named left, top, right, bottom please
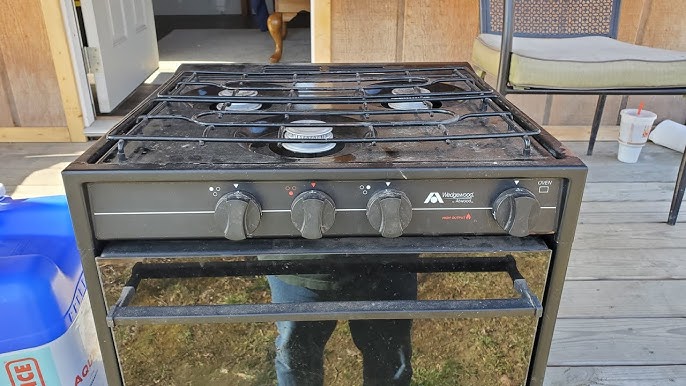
left=100, top=253, right=548, bottom=386
left=412, top=360, right=467, bottom=386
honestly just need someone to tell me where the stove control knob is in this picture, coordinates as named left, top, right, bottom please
left=492, top=188, right=541, bottom=237
left=366, top=189, right=412, bottom=238
left=291, top=190, right=336, bottom=239
left=214, top=191, right=262, bottom=241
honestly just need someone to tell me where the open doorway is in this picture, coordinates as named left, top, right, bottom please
left=72, top=0, right=311, bottom=135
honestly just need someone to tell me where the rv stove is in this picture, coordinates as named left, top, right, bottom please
left=63, top=63, right=586, bottom=386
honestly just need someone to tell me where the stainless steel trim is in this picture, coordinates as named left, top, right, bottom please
left=93, top=207, right=558, bottom=216
left=93, top=210, right=214, bottom=215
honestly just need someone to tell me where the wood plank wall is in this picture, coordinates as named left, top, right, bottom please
left=401, top=0, right=480, bottom=62
left=0, top=0, right=67, bottom=128
left=323, top=0, right=686, bottom=125
left=330, top=1, right=400, bottom=62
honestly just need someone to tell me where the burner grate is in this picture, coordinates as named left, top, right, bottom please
left=105, top=65, right=543, bottom=162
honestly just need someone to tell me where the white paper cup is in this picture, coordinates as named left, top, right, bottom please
left=617, top=140, right=644, bottom=163
left=618, top=109, right=657, bottom=145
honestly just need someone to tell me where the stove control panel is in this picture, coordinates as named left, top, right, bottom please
left=87, top=178, right=564, bottom=240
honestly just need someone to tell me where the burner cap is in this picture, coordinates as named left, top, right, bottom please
left=282, top=120, right=336, bottom=154
left=388, top=87, right=431, bottom=110
left=216, top=89, right=262, bottom=111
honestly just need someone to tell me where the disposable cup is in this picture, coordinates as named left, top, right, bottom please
left=618, top=109, right=657, bottom=145
left=617, top=140, right=644, bottom=163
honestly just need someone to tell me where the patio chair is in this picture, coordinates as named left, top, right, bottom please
left=471, top=0, right=686, bottom=156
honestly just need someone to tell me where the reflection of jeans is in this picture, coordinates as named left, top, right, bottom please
left=250, top=0, right=269, bottom=31
left=267, top=274, right=417, bottom=386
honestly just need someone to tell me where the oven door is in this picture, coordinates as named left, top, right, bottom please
left=98, top=236, right=550, bottom=386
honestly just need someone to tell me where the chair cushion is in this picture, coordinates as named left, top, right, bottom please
left=472, top=34, right=686, bottom=89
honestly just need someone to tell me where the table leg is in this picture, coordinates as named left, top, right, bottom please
left=668, top=149, right=686, bottom=225
left=268, top=12, right=284, bottom=63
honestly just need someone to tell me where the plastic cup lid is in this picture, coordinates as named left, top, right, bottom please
left=620, top=109, right=657, bottom=119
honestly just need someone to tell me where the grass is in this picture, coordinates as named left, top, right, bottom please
left=99, top=252, right=548, bottom=386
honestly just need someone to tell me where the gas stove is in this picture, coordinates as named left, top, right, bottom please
left=67, top=63, right=582, bottom=241
left=63, top=63, right=587, bottom=386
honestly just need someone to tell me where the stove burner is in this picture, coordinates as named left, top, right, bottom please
left=216, top=89, right=262, bottom=111
left=181, top=84, right=273, bottom=111
left=388, top=87, right=432, bottom=110
left=234, top=116, right=366, bottom=160
left=366, top=81, right=463, bottom=110
left=281, top=120, right=336, bottom=154
left=269, top=142, right=345, bottom=158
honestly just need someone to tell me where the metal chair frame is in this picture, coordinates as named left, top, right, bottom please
left=483, top=0, right=685, bottom=224
left=483, top=0, right=686, bottom=156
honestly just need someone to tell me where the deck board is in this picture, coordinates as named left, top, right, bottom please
left=579, top=202, right=686, bottom=224
left=583, top=182, right=683, bottom=202
left=572, top=223, right=686, bottom=249
left=558, top=281, right=686, bottom=318
left=566, top=249, right=686, bottom=280
left=549, top=318, right=686, bottom=366
left=544, top=365, right=686, bottom=385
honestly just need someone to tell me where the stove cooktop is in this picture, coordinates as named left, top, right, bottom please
left=80, top=63, right=571, bottom=168
left=63, top=63, right=587, bottom=241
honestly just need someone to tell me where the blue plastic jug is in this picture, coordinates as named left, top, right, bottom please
left=0, top=192, right=104, bottom=386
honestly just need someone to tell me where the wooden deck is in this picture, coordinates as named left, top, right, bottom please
left=1, top=140, right=684, bottom=385
left=544, top=142, right=686, bottom=385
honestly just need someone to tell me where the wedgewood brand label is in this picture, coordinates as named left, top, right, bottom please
left=1, top=291, right=105, bottom=386
left=424, top=192, right=475, bottom=204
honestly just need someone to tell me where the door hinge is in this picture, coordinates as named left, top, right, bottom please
left=84, top=46, right=102, bottom=74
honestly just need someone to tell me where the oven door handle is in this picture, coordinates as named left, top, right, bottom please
left=105, top=257, right=543, bottom=326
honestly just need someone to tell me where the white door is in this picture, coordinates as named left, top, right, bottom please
left=80, top=0, right=159, bottom=113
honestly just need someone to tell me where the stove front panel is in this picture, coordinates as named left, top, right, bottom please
left=88, top=178, right=563, bottom=240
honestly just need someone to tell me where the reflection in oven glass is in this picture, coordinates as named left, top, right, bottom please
left=99, top=252, right=548, bottom=386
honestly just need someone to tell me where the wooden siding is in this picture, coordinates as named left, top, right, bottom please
left=0, top=0, right=67, bottom=127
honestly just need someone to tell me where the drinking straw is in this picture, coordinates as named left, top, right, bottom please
left=637, top=102, right=644, bottom=115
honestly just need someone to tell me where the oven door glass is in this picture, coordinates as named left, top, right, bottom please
left=98, top=250, right=550, bottom=386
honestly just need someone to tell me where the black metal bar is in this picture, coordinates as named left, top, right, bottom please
left=498, top=86, right=686, bottom=96
left=167, top=77, right=475, bottom=92
left=105, top=256, right=542, bottom=326
left=184, top=110, right=513, bottom=127
left=668, top=149, right=686, bottom=225
left=118, top=257, right=517, bottom=279
left=174, top=66, right=476, bottom=78
left=496, top=0, right=515, bottom=95
left=154, top=91, right=494, bottom=105
left=107, top=131, right=538, bottom=145
left=191, top=107, right=458, bottom=118
left=587, top=94, right=607, bottom=155
left=527, top=168, right=588, bottom=386
left=124, top=262, right=144, bottom=287
left=98, top=236, right=550, bottom=259
left=107, top=298, right=540, bottom=326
